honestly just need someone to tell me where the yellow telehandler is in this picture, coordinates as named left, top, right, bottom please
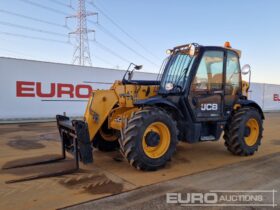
left=5, top=42, right=263, bottom=183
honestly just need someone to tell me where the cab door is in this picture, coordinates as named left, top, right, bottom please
left=188, top=50, right=225, bottom=121
left=224, top=50, right=242, bottom=115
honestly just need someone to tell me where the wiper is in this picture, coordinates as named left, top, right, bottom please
left=172, top=57, right=193, bottom=92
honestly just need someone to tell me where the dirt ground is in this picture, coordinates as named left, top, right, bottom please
left=0, top=113, right=279, bottom=210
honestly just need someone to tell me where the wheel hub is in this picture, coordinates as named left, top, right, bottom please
left=142, top=122, right=171, bottom=159
left=145, top=131, right=160, bottom=147
left=244, top=118, right=259, bottom=146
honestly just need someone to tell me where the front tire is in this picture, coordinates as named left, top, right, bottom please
left=119, top=108, right=178, bottom=171
left=92, top=119, right=120, bottom=152
left=224, top=107, right=263, bottom=156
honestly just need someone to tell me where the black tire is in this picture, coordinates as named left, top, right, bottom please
left=119, top=107, right=178, bottom=171
left=92, top=119, right=120, bottom=152
left=223, top=107, right=263, bottom=156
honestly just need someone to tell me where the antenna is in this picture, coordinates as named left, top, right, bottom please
left=66, top=0, right=97, bottom=66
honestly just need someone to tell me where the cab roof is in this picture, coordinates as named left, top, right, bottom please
left=172, top=43, right=242, bottom=57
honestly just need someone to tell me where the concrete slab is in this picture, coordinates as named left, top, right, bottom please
left=64, top=152, right=280, bottom=210
left=0, top=113, right=279, bottom=210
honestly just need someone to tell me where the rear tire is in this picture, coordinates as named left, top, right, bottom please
left=223, top=107, right=263, bottom=156
left=119, top=107, right=178, bottom=171
left=92, top=119, right=120, bottom=152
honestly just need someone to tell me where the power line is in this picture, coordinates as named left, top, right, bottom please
left=0, top=31, right=128, bottom=66
left=1, top=1, right=132, bottom=66
left=0, top=9, right=65, bottom=28
left=18, top=0, right=70, bottom=16
left=92, top=22, right=159, bottom=67
left=0, top=31, right=69, bottom=44
left=88, top=1, right=161, bottom=61
left=92, top=40, right=131, bottom=64
left=0, top=42, right=67, bottom=63
left=93, top=54, right=117, bottom=67
left=0, top=47, right=33, bottom=58
left=49, top=0, right=73, bottom=9
left=0, top=38, right=43, bottom=60
left=0, top=20, right=67, bottom=37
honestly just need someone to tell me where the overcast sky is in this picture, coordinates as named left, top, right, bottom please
left=0, top=0, right=279, bottom=84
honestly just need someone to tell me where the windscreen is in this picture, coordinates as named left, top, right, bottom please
left=159, top=53, right=195, bottom=94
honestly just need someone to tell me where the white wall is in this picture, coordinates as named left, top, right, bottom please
left=262, top=84, right=280, bottom=111
left=248, top=83, right=280, bottom=111
left=248, top=83, right=265, bottom=109
left=0, top=57, right=279, bottom=121
left=0, top=57, right=157, bottom=121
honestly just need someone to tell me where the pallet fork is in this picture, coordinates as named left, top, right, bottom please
left=3, top=115, right=93, bottom=184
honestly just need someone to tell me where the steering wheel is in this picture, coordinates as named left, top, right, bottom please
left=173, top=84, right=183, bottom=92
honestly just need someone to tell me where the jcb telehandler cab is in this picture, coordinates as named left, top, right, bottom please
left=5, top=42, right=264, bottom=183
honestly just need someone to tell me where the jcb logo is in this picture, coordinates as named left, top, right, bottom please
left=201, top=103, right=218, bottom=111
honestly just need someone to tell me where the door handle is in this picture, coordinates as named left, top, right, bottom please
left=192, top=98, right=198, bottom=106
left=213, top=90, right=224, bottom=94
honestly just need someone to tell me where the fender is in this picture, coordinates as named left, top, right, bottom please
left=237, top=99, right=265, bottom=119
left=134, top=96, right=184, bottom=119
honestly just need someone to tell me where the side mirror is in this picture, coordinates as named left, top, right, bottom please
left=123, top=63, right=142, bottom=83
left=135, top=65, right=143, bottom=70
left=128, top=71, right=134, bottom=80
left=241, top=64, right=251, bottom=94
left=241, top=64, right=251, bottom=75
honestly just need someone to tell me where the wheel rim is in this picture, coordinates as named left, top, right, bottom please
left=99, top=126, right=118, bottom=142
left=244, top=118, right=259, bottom=146
left=142, top=122, right=171, bottom=159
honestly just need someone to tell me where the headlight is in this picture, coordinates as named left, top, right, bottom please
left=189, top=44, right=196, bottom=56
left=166, top=49, right=172, bottom=54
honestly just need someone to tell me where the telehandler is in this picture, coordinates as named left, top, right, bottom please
left=5, top=42, right=264, bottom=182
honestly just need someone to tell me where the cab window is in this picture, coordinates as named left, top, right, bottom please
left=191, top=50, right=224, bottom=92
left=225, top=51, right=241, bottom=95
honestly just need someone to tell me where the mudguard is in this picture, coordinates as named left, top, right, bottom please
left=237, top=99, right=265, bottom=119
left=134, top=96, right=184, bottom=118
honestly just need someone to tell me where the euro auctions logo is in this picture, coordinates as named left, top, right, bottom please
left=167, top=192, right=218, bottom=204
left=16, top=81, right=93, bottom=99
left=273, top=94, right=280, bottom=102
left=166, top=190, right=277, bottom=207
